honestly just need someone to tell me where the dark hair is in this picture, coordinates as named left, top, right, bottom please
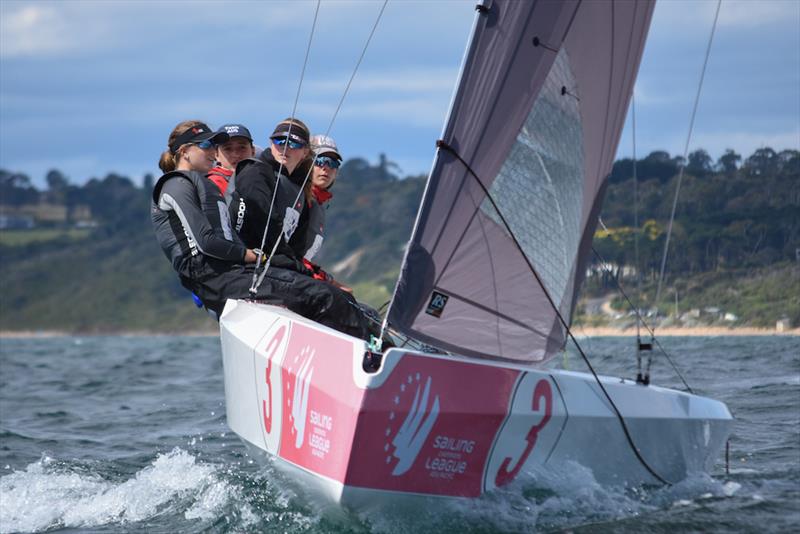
left=276, top=117, right=310, bottom=140
left=158, top=120, right=206, bottom=173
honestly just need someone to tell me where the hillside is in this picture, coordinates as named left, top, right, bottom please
left=0, top=158, right=424, bottom=333
left=0, top=147, right=798, bottom=333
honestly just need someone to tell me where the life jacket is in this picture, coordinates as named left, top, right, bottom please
left=207, top=166, right=233, bottom=196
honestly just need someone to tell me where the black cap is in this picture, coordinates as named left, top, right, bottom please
left=270, top=121, right=310, bottom=145
left=169, top=123, right=229, bottom=154
left=217, top=123, right=253, bottom=142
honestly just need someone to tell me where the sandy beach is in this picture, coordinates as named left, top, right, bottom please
left=573, top=326, right=799, bottom=337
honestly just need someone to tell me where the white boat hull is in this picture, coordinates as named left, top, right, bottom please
left=219, top=300, right=732, bottom=507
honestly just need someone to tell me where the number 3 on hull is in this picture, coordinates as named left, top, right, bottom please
left=487, top=374, right=566, bottom=490
left=255, top=320, right=290, bottom=453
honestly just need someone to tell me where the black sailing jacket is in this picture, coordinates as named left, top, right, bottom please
left=228, top=150, right=312, bottom=274
left=150, top=168, right=375, bottom=339
left=151, top=170, right=246, bottom=281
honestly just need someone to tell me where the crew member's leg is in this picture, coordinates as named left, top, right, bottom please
left=191, top=265, right=377, bottom=340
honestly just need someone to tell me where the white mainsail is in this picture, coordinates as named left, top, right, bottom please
left=387, top=0, right=655, bottom=363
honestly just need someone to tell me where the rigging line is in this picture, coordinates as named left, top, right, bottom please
left=590, top=245, right=694, bottom=393
left=322, top=0, right=388, bottom=138
left=252, top=0, right=388, bottom=294
left=653, top=0, right=722, bottom=311
left=631, top=92, right=648, bottom=383
left=632, top=94, right=642, bottom=342
left=250, top=0, right=322, bottom=293
left=437, top=141, right=671, bottom=485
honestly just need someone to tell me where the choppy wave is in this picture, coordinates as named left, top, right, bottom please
left=0, top=447, right=749, bottom=534
left=0, top=448, right=246, bottom=533
left=1, top=335, right=797, bottom=533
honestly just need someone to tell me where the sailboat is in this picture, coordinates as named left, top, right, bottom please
left=219, top=0, right=732, bottom=507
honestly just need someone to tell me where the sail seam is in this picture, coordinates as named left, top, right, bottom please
left=434, top=287, right=551, bottom=338
left=470, top=188, right=505, bottom=355
left=436, top=140, right=563, bottom=332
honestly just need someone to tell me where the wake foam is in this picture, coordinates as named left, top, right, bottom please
left=356, top=460, right=739, bottom=532
left=0, top=448, right=251, bottom=533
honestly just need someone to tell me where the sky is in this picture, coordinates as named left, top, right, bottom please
left=0, top=0, right=798, bottom=188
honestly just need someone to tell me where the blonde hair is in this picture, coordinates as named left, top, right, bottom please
left=158, top=119, right=206, bottom=173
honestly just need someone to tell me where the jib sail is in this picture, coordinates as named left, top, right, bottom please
left=387, top=0, right=655, bottom=363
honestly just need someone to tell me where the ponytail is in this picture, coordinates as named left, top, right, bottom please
left=158, top=150, right=177, bottom=173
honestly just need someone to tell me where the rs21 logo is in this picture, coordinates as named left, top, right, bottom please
left=425, top=291, right=449, bottom=318
left=262, top=326, right=286, bottom=434
left=494, top=378, right=552, bottom=487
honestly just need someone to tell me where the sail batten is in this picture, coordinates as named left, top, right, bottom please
left=388, top=0, right=655, bottom=364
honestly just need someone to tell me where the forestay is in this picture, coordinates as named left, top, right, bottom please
left=387, top=0, right=654, bottom=363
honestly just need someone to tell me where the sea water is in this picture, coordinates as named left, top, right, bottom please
left=1, top=335, right=797, bottom=533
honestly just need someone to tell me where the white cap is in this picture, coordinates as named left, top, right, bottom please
left=311, top=134, right=341, bottom=160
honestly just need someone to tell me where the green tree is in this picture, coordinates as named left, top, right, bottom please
left=743, top=147, right=778, bottom=177
left=687, top=149, right=713, bottom=176
left=45, top=169, right=69, bottom=204
left=777, top=149, right=800, bottom=177
left=716, top=149, right=741, bottom=176
left=0, top=170, right=38, bottom=205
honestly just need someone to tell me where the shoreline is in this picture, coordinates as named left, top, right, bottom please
left=572, top=326, right=800, bottom=338
left=0, top=329, right=219, bottom=338
left=573, top=326, right=799, bottom=337
left=1, top=326, right=797, bottom=338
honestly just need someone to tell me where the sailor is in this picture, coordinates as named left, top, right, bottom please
left=151, top=120, right=377, bottom=340
left=228, top=117, right=314, bottom=272
left=207, top=123, right=255, bottom=195
left=300, top=134, right=351, bottom=293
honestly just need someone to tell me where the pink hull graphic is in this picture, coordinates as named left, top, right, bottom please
left=220, top=301, right=732, bottom=506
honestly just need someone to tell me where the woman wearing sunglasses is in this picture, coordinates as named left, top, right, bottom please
left=152, top=120, right=375, bottom=340
left=300, top=134, right=350, bottom=291
left=229, top=117, right=314, bottom=266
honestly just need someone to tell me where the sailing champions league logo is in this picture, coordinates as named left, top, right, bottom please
left=386, top=374, right=440, bottom=475
left=287, top=345, right=315, bottom=448
left=426, top=291, right=449, bottom=318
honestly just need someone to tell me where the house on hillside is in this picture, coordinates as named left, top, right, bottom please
left=0, top=202, right=93, bottom=228
left=0, top=214, right=34, bottom=229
